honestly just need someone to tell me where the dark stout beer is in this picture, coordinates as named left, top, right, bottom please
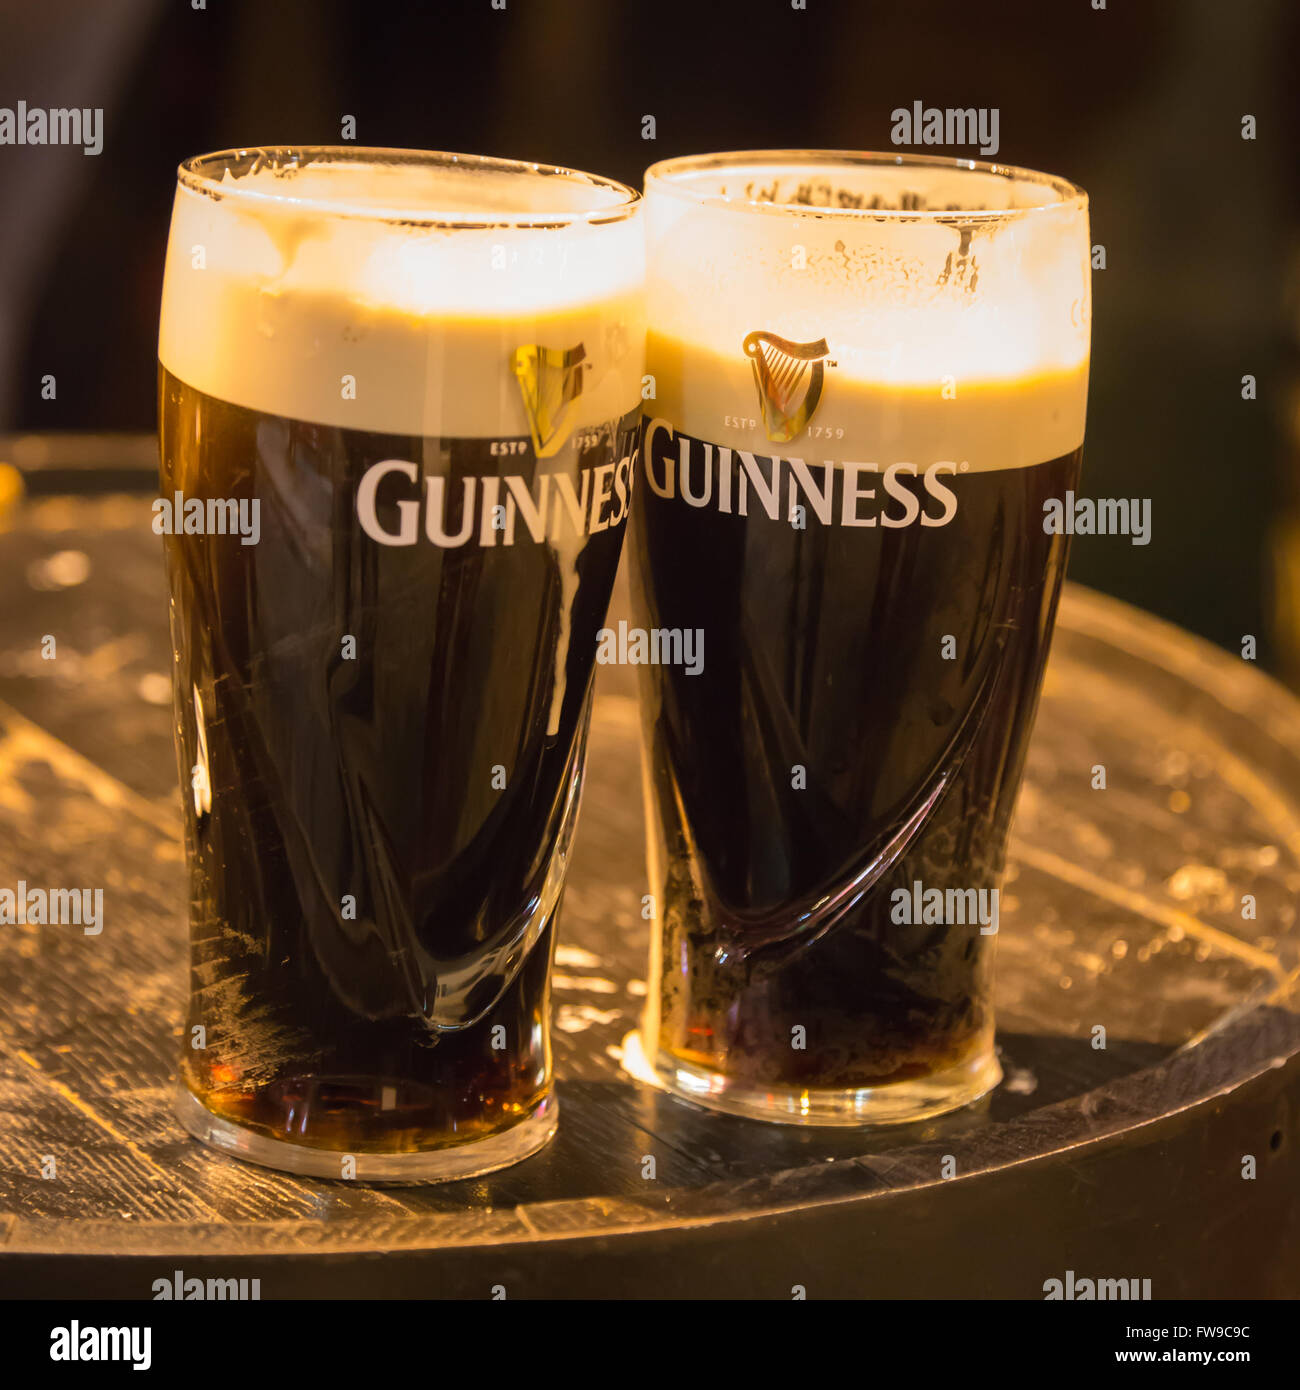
left=633, top=418, right=1081, bottom=1092
left=159, top=148, right=642, bottom=1175
left=635, top=152, right=1090, bottom=1123
left=161, top=374, right=636, bottom=1153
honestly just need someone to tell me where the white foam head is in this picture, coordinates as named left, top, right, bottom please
left=643, top=151, right=1090, bottom=469
left=159, top=148, right=645, bottom=438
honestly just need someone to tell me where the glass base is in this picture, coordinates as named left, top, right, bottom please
left=175, top=1086, right=557, bottom=1181
left=636, top=1034, right=1001, bottom=1127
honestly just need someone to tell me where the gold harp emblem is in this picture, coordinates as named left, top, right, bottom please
left=742, top=331, right=830, bottom=444
left=511, top=343, right=587, bottom=458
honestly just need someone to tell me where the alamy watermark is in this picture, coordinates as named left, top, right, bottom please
left=1044, top=492, right=1151, bottom=546
left=153, top=492, right=260, bottom=545
left=596, top=621, right=704, bottom=675
left=0, top=102, right=103, bottom=156
left=1044, top=1270, right=1151, bottom=1300
left=0, top=880, right=102, bottom=934
left=890, top=879, right=999, bottom=935
left=152, top=1269, right=261, bottom=1300
left=50, top=1323, right=149, bottom=1370
left=890, top=102, right=1000, bottom=158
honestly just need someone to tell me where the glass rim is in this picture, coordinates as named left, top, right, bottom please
left=643, top=149, right=1088, bottom=222
left=176, top=145, right=642, bottom=229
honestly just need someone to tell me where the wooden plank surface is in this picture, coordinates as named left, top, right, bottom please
left=0, top=479, right=1297, bottom=1290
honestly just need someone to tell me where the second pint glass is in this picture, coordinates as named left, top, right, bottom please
left=633, top=152, right=1090, bottom=1124
left=159, top=148, right=643, bottom=1177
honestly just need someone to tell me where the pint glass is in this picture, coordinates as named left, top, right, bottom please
left=632, top=152, right=1089, bottom=1124
left=158, top=148, right=643, bottom=1177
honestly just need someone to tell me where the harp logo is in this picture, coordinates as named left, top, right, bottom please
left=743, top=331, right=831, bottom=444
left=511, top=343, right=586, bottom=458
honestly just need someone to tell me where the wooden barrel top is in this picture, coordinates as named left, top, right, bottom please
left=0, top=447, right=1296, bottom=1296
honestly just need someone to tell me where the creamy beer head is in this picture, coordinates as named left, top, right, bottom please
left=160, top=147, right=644, bottom=439
left=643, top=150, right=1090, bottom=470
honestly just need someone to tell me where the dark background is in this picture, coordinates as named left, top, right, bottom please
left=1, top=0, right=1297, bottom=669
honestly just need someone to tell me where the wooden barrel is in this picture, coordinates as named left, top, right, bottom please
left=0, top=468, right=1296, bottom=1297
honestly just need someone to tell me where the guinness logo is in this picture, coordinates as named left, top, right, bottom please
left=511, top=343, right=586, bottom=458
left=742, top=331, right=831, bottom=444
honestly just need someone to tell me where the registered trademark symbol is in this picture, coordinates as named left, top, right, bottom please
left=959, top=461, right=969, bottom=471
